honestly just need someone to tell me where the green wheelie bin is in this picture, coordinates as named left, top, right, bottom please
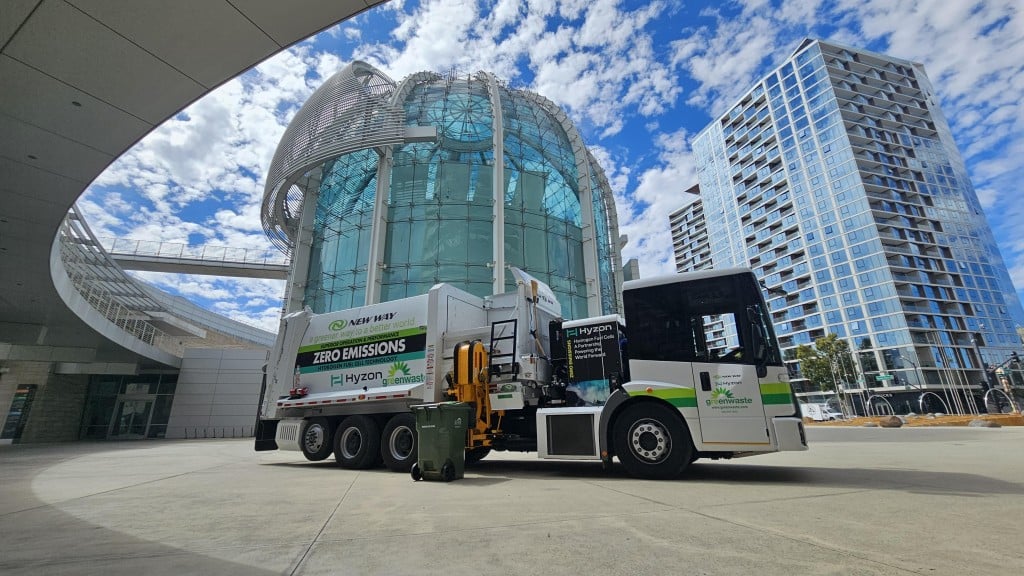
left=410, top=402, right=471, bottom=482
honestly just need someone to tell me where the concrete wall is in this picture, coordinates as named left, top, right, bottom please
left=0, top=361, right=54, bottom=443
left=166, top=348, right=268, bottom=439
left=14, top=364, right=89, bottom=443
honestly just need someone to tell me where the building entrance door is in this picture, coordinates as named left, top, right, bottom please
left=108, top=397, right=155, bottom=439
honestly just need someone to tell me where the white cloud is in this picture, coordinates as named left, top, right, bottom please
left=608, top=128, right=698, bottom=278
left=354, top=0, right=679, bottom=137
left=82, top=0, right=1024, bottom=330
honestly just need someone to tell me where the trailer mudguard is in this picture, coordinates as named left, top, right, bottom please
left=254, top=418, right=279, bottom=451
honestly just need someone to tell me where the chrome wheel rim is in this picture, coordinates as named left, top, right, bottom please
left=629, top=418, right=671, bottom=463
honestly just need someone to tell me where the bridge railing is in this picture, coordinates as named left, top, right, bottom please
left=101, top=237, right=288, bottom=267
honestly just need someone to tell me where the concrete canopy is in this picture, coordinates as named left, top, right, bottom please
left=0, top=0, right=388, bottom=365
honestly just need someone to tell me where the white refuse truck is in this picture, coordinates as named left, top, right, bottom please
left=255, top=267, right=807, bottom=479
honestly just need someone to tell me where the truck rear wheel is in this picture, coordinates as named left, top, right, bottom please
left=334, top=416, right=380, bottom=469
left=464, top=446, right=491, bottom=466
left=613, top=402, right=692, bottom=479
left=381, top=413, right=417, bottom=472
left=301, top=417, right=334, bottom=461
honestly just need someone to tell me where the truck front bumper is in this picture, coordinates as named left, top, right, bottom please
left=770, top=416, right=808, bottom=451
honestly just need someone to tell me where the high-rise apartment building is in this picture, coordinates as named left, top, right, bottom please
left=686, top=38, right=1024, bottom=404
left=669, top=185, right=711, bottom=272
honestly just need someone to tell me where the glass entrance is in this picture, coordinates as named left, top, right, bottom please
left=108, top=398, right=155, bottom=439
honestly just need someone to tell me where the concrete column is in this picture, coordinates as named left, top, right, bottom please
left=487, top=73, right=506, bottom=294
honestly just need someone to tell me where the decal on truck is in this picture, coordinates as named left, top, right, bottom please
left=704, top=374, right=754, bottom=413
left=295, top=296, right=430, bottom=392
left=296, top=327, right=427, bottom=374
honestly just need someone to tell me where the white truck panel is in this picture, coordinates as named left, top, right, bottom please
left=536, top=406, right=602, bottom=460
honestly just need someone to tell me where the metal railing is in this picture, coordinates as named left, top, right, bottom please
left=59, top=206, right=277, bottom=358
left=101, top=237, right=288, bottom=267
left=182, top=426, right=254, bottom=439
left=59, top=209, right=185, bottom=357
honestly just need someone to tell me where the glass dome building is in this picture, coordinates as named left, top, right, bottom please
left=262, top=61, right=622, bottom=319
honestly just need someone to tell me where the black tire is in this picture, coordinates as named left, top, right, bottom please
left=300, top=417, right=334, bottom=461
left=464, top=446, right=491, bottom=466
left=381, top=413, right=417, bottom=472
left=333, top=415, right=381, bottom=469
left=440, top=459, right=455, bottom=482
left=613, top=402, right=693, bottom=480
left=410, top=463, right=422, bottom=481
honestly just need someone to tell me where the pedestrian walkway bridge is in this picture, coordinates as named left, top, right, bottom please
left=102, top=238, right=290, bottom=279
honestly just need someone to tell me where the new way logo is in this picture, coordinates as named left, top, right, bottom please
left=329, top=319, right=347, bottom=331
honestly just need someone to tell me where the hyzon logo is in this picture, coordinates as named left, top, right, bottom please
left=329, top=319, right=347, bottom=331
left=383, top=361, right=424, bottom=386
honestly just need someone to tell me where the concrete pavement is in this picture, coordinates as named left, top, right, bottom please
left=1, top=427, right=1022, bottom=575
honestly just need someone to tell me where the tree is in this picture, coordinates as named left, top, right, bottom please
left=794, top=334, right=856, bottom=392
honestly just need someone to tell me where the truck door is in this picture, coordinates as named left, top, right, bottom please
left=690, top=313, right=770, bottom=447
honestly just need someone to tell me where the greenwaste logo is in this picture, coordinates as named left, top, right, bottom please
left=383, top=361, right=424, bottom=386
left=707, top=385, right=753, bottom=407
left=329, top=319, right=347, bottom=331
left=711, top=386, right=734, bottom=401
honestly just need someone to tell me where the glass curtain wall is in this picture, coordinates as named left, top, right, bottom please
left=280, top=65, right=620, bottom=319
left=305, top=150, right=378, bottom=311
left=382, top=79, right=496, bottom=301
left=499, top=87, right=587, bottom=318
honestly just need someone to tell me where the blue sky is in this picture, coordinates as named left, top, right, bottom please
left=78, top=0, right=1024, bottom=331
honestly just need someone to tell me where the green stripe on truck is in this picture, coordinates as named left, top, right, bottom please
left=761, top=393, right=793, bottom=405
left=628, top=387, right=698, bottom=408
left=759, top=382, right=792, bottom=405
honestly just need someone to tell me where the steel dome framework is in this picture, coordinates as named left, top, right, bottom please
left=262, top=61, right=622, bottom=319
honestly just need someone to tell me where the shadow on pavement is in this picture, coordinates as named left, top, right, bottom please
left=455, top=458, right=1024, bottom=496
left=261, top=455, right=1024, bottom=496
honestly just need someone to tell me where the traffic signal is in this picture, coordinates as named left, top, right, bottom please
left=1011, top=351, right=1021, bottom=366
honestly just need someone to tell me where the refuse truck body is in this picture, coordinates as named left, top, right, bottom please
left=255, top=267, right=807, bottom=479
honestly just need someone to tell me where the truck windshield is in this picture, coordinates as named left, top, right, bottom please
left=623, top=272, right=781, bottom=366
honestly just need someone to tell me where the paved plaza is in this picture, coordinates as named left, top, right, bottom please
left=1, top=427, right=1022, bottom=575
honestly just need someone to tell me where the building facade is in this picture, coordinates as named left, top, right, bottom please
left=669, top=185, right=711, bottom=273
left=687, top=39, right=1024, bottom=408
left=262, top=62, right=622, bottom=320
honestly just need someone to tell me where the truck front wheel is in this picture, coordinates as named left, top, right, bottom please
left=613, top=402, right=692, bottom=480
left=334, top=416, right=381, bottom=469
left=301, top=417, right=334, bottom=461
left=381, top=413, right=417, bottom=472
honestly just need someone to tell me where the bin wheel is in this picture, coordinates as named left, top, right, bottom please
left=410, top=462, right=422, bottom=481
left=440, top=459, right=455, bottom=482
